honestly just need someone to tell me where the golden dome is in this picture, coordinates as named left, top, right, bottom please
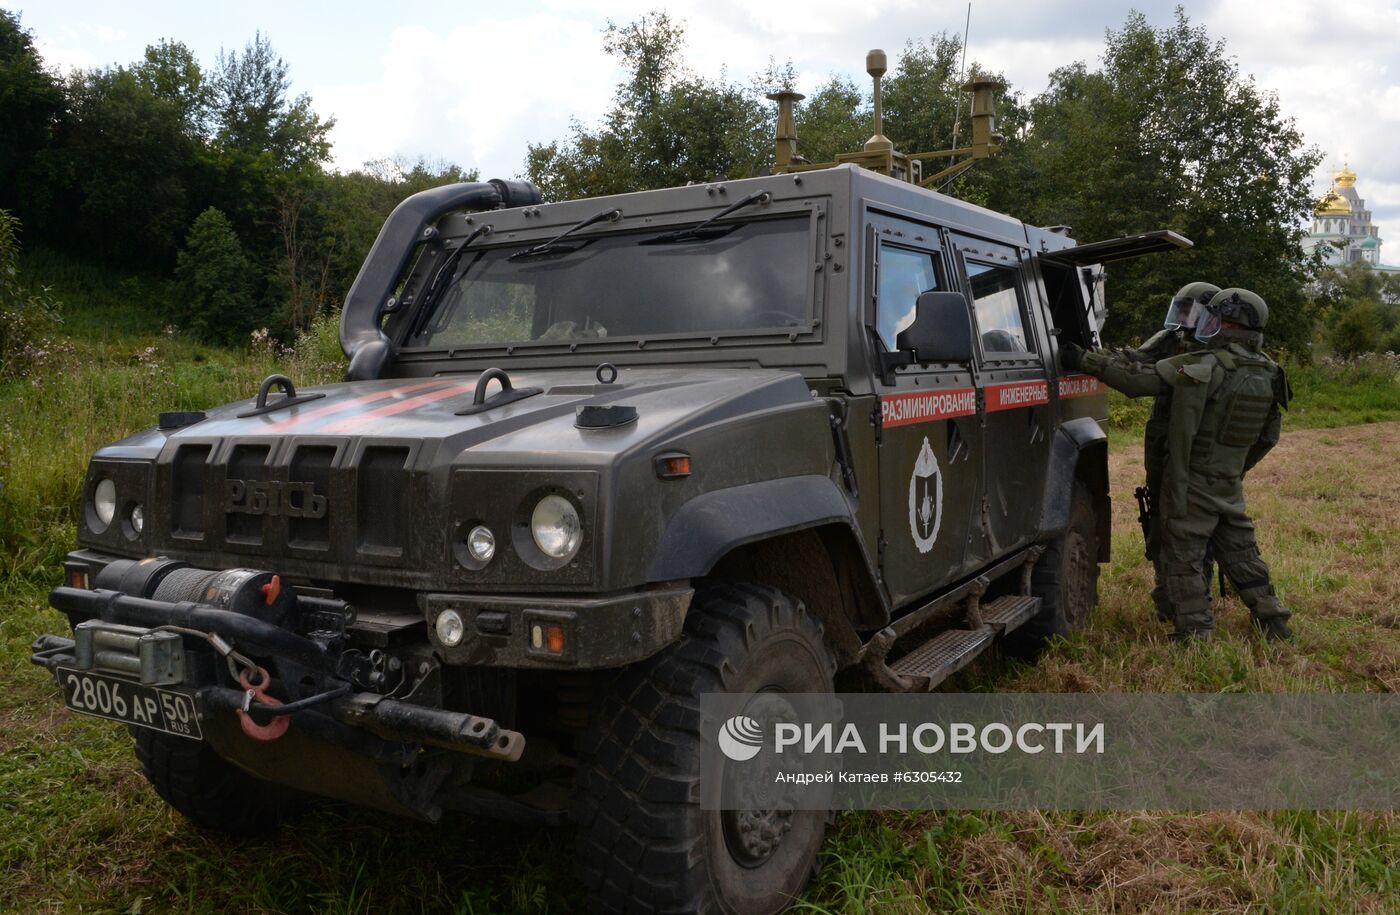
left=1335, top=164, right=1357, bottom=187
left=1317, top=186, right=1352, bottom=215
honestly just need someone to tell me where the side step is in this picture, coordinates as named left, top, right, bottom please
left=888, top=627, right=994, bottom=689
left=980, top=594, right=1040, bottom=634
left=868, top=593, right=1043, bottom=692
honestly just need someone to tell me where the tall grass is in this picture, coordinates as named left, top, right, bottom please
left=0, top=252, right=342, bottom=576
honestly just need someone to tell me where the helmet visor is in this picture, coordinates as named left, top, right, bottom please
left=1194, top=310, right=1222, bottom=343
left=1164, top=297, right=1199, bottom=331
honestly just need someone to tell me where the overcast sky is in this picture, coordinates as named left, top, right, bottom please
left=19, top=0, right=1400, bottom=257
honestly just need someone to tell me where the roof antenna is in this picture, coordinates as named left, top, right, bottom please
left=767, top=90, right=806, bottom=170
left=948, top=2, right=973, bottom=173
left=864, top=49, right=892, bottom=154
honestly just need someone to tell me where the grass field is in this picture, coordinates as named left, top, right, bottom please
left=2, top=254, right=1398, bottom=913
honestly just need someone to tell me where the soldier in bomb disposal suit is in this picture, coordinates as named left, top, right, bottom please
left=1062, top=288, right=1292, bottom=642
left=1126, top=282, right=1220, bottom=622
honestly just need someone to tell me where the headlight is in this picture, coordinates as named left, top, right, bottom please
left=129, top=503, right=145, bottom=536
left=93, top=479, right=117, bottom=529
left=435, top=609, right=465, bottom=647
left=531, top=495, right=582, bottom=561
left=466, top=525, right=495, bottom=563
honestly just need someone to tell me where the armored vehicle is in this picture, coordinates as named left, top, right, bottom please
left=31, top=53, right=1186, bottom=914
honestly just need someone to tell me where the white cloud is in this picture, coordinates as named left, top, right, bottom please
left=314, top=14, right=617, bottom=179
left=83, top=24, right=127, bottom=44
left=34, top=38, right=98, bottom=74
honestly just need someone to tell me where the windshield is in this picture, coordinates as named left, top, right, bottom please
left=404, top=216, right=813, bottom=349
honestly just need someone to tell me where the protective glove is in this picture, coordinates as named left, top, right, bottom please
left=1059, top=341, right=1085, bottom=371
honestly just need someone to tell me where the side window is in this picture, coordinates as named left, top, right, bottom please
left=966, top=261, right=1032, bottom=354
left=876, top=244, right=941, bottom=351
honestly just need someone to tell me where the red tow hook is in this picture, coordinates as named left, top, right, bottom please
left=236, top=666, right=290, bottom=741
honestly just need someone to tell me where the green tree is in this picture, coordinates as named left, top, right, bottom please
left=60, top=64, right=197, bottom=266
left=211, top=32, right=332, bottom=168
left=317, top=157, right=478, bottom=306
left=787, top=75, right=866, bottom=166
left=0, top=10, right=67, bottom=223
left=978, top=10, right=1322, bottom=352
left=526, top=12, right=770, bottom=199
left=134, top=39, right=210, bottom=137
left=174, top=207, right=256, bottom=344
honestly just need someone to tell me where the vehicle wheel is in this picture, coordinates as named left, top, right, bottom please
left=132, top=727, right=298, bottom=837
left=574, top=580, right=837, bottom=914
left=1006, top=479, right=1100, bottom=656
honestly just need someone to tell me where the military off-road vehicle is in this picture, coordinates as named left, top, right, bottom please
left=32, top=52, right=1188, bottom=913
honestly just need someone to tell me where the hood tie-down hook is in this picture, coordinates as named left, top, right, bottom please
left=455, top=367, right=543, bottom=416
left=238, top=374, right=326, bottom=418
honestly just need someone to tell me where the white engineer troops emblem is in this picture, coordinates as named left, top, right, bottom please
left=909, top=436, right=943, bottom=554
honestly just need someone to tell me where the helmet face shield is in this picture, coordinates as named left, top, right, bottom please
left=1167, top=283, right=1220, bottom=330
left=1194, top=309, right=1223, bottom=343
left=1164, top=297, right=1200, bottom=331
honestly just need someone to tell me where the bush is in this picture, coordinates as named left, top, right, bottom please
left=0, top=209, right=64, bottom=380
left=287, top=310, right=345, bottom=381
left=1327, top=298, right=1383, bottom=359
left=173, top=208, right=256, bottom=345
left=1382, top=325, right=1400, bottom=356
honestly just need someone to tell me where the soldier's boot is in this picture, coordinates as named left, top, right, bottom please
left=1219, top=544, right=1291, bottom=642
left=1169, top=608, right=1214, bottom=644
left=1243, top=587, right=1291, bottom=641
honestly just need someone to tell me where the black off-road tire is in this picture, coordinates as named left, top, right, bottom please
left=1005, top=479, right=1100, bottom=656
left=574, top=580, right=837, bottom=914
left=132, top=727, right=298, bottom=837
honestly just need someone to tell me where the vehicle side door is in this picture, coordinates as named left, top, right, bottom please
left=949, top=234, right=1052, bottom=556
left=868, top=218, right=985, bottom=610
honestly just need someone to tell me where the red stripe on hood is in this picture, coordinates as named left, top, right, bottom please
left=318, top=381, right=477, bottom=434
left=260, top=378, right=454, bottom=432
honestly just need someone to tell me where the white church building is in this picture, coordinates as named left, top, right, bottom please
left=1303, top=164, right=1390, bottom=269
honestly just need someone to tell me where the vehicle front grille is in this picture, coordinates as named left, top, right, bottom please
left=159, top=438, right=417, bottom=572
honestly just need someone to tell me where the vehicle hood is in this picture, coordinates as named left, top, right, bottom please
left=96, top=366, right=815, bottom=464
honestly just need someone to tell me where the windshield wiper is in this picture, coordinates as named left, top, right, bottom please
left=408, top=222, right=494, bottom=338
left=509, top=207, right=622, bottom=261
left=640, top=191, right=772, bottom=246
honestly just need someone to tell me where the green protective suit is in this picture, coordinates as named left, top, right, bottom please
left=1079, top=337, right=1290, bottom=635
left=1122, top=329, right=1200, bottom=619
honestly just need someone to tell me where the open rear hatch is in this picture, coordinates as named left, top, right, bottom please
left=1038, top=229, right=1193, bottom=347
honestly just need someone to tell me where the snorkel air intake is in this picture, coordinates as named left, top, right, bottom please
left=340, top=179, right=543, bottom=381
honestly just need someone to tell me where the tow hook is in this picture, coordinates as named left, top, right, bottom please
left=236, top=666, right=290, bottom=741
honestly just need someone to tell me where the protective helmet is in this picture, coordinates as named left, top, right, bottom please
left=1195, top=288, right=1268, bottom=343
left=1163, top=282, right=1220, bottom=331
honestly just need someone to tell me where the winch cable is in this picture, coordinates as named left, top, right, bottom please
left=151, top=624, right=351, bottom=717
left=150, top=624, right=261, bottom=684
left=244, top=684, right=352, bottom=717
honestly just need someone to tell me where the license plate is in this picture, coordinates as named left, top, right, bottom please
left=57, top=667, right=203, bottom=740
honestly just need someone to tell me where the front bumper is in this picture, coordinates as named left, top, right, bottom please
left=33, top=551, right=694, bottom=822
left=31, top=581, right=527, bottom=821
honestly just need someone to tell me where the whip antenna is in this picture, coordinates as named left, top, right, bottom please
left=948, top=2, right=972, bottom=173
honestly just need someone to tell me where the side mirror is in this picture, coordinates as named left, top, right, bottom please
left=895, top=291, right=975, bottom=364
